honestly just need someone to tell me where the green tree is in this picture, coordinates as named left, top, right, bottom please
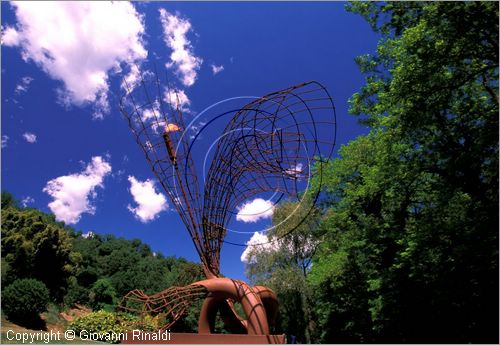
left=3, top=279, right=50, bottom=327
left=244, top=201, right=321, bottom=343
left=90, top=278, right=118, bottom=311
left=1, top=207, right=75, bottom=300
left=68, top=229, right=204, bottom=334
left=0, top=193, right=205, bottom=334
left=310, top=2, right=498, bottom=343
left=1, top=191, right=18, bottom=209
left=309, top=131, right=420, bottom=342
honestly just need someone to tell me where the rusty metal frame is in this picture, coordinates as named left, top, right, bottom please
left=118, top=66, right=336, bottom=335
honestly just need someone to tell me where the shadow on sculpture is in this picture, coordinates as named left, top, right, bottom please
left=118, top=67, right=336, bottom=340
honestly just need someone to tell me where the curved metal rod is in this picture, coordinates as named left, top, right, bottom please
left=193, top=278, right=270, bottom=335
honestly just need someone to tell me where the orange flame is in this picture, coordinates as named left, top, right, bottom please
left=164, top=123, right=182, bottom=133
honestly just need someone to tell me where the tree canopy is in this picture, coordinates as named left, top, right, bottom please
left=245, top=2, right=498, bottom=343
left=315, top=2, right=498, bottom=342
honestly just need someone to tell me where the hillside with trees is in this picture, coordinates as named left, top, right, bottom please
left=1, top=191, right=204, bottom=332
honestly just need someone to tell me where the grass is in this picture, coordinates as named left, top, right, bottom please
left=42, top=304, right=67, bottom=330
left=1, top=310, right=103, bottom=344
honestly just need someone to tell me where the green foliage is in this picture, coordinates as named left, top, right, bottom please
left=309, top=2, right=498, bottom=343
left=168, top=300, right=204, bottom=333
left=43, top=303, right=68, bottom=329
left=1, top=207, right=75, bottom=300
left=1, top=192, right=204, bottom=334
left=244, top=201, right=321, bottom=343
left=70, top=311, right=124, bottom=344
left=71, top=233, right=203, bottom=301
left=89, top=279, right=117, bottom=312
left=1, top=191, right=18, bottom=209
left=64, top=276, right=90, bottom=306
left=3, top=279, right=50, bottom=325
left=245, top=201, right=320, bottom=282
left=70, top=311, right=160, bottom=343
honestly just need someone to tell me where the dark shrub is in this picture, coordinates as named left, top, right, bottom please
left=3, top=278, right=49, bottom=325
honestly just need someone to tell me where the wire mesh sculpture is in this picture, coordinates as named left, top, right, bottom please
left=118, top=66, right=336, bottom=335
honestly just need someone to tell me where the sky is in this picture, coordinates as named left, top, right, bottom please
left=1, top=2, right=379, bottom=281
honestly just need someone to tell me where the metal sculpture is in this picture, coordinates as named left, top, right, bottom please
left=118, top=66, right=336, bottom=336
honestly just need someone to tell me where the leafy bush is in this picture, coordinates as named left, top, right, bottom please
left=70, top=310, right=124, bottom=343
left=64, top=276, right=89, bottom=307
left=70, top=311, right=159, bottom=343
left=89, top=278, right=117, bottom=311
left=117, top=312, right=159, bottom=332
left=2, top=279, right=50, bottom=324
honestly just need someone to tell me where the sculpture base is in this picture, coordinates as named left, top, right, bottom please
left=121, top=332, right=286, bottom=344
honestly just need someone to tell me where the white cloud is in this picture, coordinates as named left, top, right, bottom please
left=164, top=88, right=191, bottom=112
left=284, top=163, right=304, bottom=178
left=236, top=198, right=275, bottom=223
left=43, top=156, right=112, bottom=224
left=159, top=8, right=202, bottom=87
left=22, top=132, right=37, bottom=143
left=120, top=64, right=141, bottom=94
left=240, top=231, right=279, bottom=263
left=1, top=25, right=20, bottom=46
left=139, top=99, right=184, bottom=135
left=211, top=64, right=224, bottom=75
left=127, top=176, right=168, bottom=223
left=141, top=99, right=161, bottom=122
left=3, top=2, right=147, bottom=118
left=240, top=230, right=318, bottom=264
left=21, top=196, right=35, bottom=208
left=15, top=76, right=33, bottom=94
left=1, top=135, right=9, bottom=148
left=121, top=65, right=153, bottom=95
left=188, top=120, right=206, bottom=140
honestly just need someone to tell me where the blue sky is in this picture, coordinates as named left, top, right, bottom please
left=1, top=2, right=379, bottom=281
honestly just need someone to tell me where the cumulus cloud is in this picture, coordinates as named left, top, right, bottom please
left=120, top=65, right=153, bottom=95
left=127, top=176, right=168, bottom=223
left=141, top=99, right=161, bottom=122
left=240, top=230, right=318, bottom=264
left=236, top=198, right=275, bottom=223
left=21, top=196, right=34, bottom=208
left=139, top=97, right=186, bottom=134
left=164, top=88, right=191, bottom=112
left=1, top=135, right=9, bottom=148
left=3, top=2, right=147, bottom=118
left=159, top=8, right=202, bottom=87
left=22, top=132, right=37, bottom=143
left=240, top=231, right=279, bottom=263
left=120, top=64, right=141, bottom=94
left=15, top=76, right=33, bottom=94
left=43, top=156, right=112, bottom=224
left=211, top=64, right=224, bottom=75
left=1, top=25, right=20, bottom=45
